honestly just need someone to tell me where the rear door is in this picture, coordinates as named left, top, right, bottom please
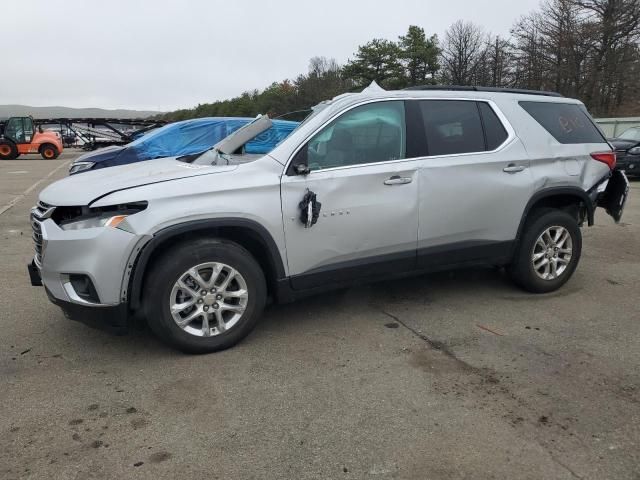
left=413, top=99, right=533, bottom=268
left=280, top=100, right=421, bottom=289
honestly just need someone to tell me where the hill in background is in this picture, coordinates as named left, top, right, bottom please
left=0, top=104, right=162, bottom=120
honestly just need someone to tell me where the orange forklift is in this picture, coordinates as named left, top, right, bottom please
left=0, top=116, right=63, bottom=160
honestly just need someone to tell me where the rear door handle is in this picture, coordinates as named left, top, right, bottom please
left=384, top=175, right=413, bottom=185
left=503, top=164, right=526, bottom=173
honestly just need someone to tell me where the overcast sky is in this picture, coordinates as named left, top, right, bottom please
left=2, top=0, right=541, bottom=112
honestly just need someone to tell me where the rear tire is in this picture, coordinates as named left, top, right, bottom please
left=0, top=141, right=18, bottom=160
left=143, top=239, right=267, bottom=353
left=40, top=144, right=59, bottom=159
left=509, top=209, right=582, bottom=293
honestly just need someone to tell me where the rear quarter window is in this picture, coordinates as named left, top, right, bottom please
left=519, top=101, right=606, bottom=144
left=478, top=102, right=508, bottom=150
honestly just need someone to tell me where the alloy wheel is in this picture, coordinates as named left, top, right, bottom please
left=169, top=262, right=249, bottom=337
left=531, top=225, right=573, bottom=280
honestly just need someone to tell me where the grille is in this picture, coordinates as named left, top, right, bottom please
left=31, top=215, right=44, bottom=265
left=32, top=201, right=54, bottom=219
left=31, top=201, right=54, bottom=265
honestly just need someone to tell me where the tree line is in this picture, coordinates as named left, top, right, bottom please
left=162, top=0, right=640, bottom=122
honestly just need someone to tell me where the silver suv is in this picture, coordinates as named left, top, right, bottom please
left=28, top=85, right=629, bottom=353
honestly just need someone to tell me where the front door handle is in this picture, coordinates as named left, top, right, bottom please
left=384, top=175, right=413, bottom=185
left=503, top=164, right=526, bottom=173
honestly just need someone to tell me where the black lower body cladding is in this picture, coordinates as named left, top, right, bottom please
left=45, top=287, right=129, bottom=335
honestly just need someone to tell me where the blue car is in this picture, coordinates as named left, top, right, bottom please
left=69, top=117, right=299, bottom=174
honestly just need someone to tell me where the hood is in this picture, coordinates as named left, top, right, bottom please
left=40, top=157, right=236, bottom=206
left=608, top=138, right=639, bottom=151
left=73, top=145, right=126, bottom=164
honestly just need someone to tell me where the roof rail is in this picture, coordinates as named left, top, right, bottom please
left=402, top=85, right=563, bottom=97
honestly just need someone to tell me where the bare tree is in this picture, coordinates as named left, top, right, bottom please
left=440, top=20, right=487, bottom=85
left=479, top=35, right=514, bottom=87
left=511, top=0, right=599, bottom=101
left=576, top=0, right=640, bottom=114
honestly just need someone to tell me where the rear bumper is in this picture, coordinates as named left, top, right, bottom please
left=597, top=170, right=629, bottom=223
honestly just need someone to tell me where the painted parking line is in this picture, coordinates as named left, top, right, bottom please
left=0, top=161, right=70, bottom=216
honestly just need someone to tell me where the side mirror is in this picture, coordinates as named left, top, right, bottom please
left=294, top=164, right=310, bottom=175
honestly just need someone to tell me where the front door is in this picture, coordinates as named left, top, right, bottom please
left=280, top=100, right=420, bottom=289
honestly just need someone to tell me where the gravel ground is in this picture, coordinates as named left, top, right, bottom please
left=1, top=151, right=638, bottom=479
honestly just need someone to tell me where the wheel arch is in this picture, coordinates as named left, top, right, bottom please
left=127, top=218, right=286, bottom=312
left=517, top=187, right=594, bottom=241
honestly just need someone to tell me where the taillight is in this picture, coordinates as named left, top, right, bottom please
left=591, top=151, right=616, bottom=170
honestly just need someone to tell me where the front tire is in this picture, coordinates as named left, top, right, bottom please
left=143, top=239, right=266, bottom=353
left=509, top=209, right=582, bottom=293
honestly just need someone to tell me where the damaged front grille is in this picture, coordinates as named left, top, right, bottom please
left=31, top=216, right=43, bottom=265
left=32, top=201, right=55, bottom=220
left=31, top=201, right=55, bottom=265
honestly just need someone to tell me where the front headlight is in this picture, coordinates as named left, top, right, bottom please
left=69, top=161, right=95, bottom=175
left=628, top=146, right=640, bottom=155
left=60, top=214, right=129, bottom=230
left=57, top=202, right=147, bottom=231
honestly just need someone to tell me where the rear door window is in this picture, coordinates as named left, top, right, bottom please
left=519, top=101, right=606, bottom=144
left=418, top=100, right=486, bottom=156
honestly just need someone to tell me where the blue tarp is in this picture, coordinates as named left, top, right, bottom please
left=129, top=117, right=299, bottom=159
left=71, top=117, right=299, bottom=173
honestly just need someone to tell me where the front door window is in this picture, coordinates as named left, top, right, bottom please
left=305, top=101, right=406, bottom=171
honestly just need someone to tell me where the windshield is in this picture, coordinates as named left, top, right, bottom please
left=618, top=127, right=640, bottom=141
left=292, top=104, right=329, bottom=133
